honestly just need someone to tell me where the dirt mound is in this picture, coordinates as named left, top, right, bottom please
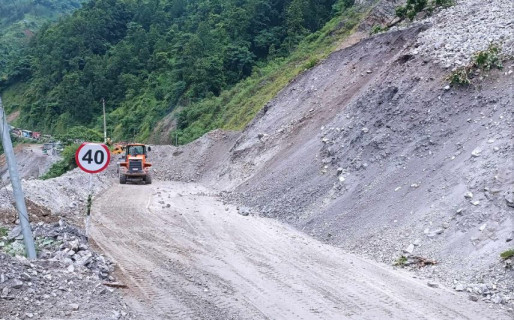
left=0, top=222, right=132, bottom=320
left=151, top=129, right=240, bottom=188
left=0, top=144, right=59, bottom=182
left=0, top=199, right=56, bottom=225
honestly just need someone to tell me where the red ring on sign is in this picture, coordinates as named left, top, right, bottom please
left=75, top=142, right=111, bottom=174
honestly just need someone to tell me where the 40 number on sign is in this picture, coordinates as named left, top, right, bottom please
left=75, top=143, right=111, bottom=174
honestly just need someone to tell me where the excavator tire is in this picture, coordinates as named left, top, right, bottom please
left=120, top=173, right=127, bottom=184
left=145, top=172, right=152, bottom=185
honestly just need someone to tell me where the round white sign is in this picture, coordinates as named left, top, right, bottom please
left=75, top=143, right=111, bottom=174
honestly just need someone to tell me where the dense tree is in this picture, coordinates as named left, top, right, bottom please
left=2, top=0, right=353, bottom=141
left=0, top=0, right=85, bottom=86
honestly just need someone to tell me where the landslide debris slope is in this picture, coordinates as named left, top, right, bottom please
left=156, top=0, right=514, bottom=310
left=0, top=144, right=59, bottom=182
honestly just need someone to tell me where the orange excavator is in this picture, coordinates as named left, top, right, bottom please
left=118, top=143, right=152, bottom=184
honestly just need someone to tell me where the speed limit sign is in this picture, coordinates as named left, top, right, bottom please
left=75, top=143, right=111, bottom=174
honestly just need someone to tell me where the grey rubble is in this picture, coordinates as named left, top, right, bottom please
left=0, top=222, right=131, bottom=320
left=152, top=0, right=514, bottom=310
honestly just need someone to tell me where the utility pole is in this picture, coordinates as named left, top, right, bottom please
left=0, top=97, right=37, bottom=259
left=102, top=98, right=107, bottom=144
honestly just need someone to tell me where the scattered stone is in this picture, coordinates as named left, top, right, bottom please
left=427, top=228, right=444, bottom=238
left=404, top=244, right=415, bottom=254
left=455, top=283, right=465, bottom=292
left=464, top=191, right=473, bottom=199
left=471, top=148, right=481, bottom=157
left=427, top=282, right=439, bottom=288
left=468, top=295, right=479, bottom=302
left=361, top=127, right=369, bottom=133
left=413, top=0, right=514, bottom=68
left=11, top=279, right=23, bottom=289
left=491, top=294, right=504, bottom=304
left=7, top=226, right=23, bottom=241
left=69, top=303, right=80, bottom=311
left=238, top=207, right=251, bottom=216
left=505, top=192, right=514, bottom=208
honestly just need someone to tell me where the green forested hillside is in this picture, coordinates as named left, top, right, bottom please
left=1, top=0, right=361, bottom=143
left=0, top=0, right=84, bottom=85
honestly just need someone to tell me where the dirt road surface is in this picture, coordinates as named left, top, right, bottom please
left=90, top=181, right=509, bottom=320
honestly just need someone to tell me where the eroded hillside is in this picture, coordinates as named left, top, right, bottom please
left=154, top=0, right=514, bottom=306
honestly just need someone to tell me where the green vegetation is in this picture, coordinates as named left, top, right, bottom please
left=448, top=43, right=504, bottom=86
left=370, top=25, right=388, bottom=35
left=1, top=0, right=359, bottom=144
left=394, top=256, right=408, bottom=267
left=35, top=237, right=60, bottom=253
left=54, top=126, right=103, bottom=145
left=448, top=68, right=471, bottom=86
left=1, top=232, right=60, bottom=257
left=395, top=0, right=453, bottom=21
left=473, top=43, right=503, bottom=70
left=0, top=226, right=8, bottom=237
left=40, top=143, right=80, bottom=179
left=0, top=0, right=84, bottom=86
left=172, top=3, right=363, bottom=144
left=500, top=249, right=514, bottom=260
left=0, top=135, right=31, bottom=156
left=395, top=0, right=427, bottom=21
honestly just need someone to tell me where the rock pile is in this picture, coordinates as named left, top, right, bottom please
left=412, top=0, right=514, bottom=68
left=0, top=222, right=131, bottom=319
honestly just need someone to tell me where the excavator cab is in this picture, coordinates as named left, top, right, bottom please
left=118, top=144, right=152, bottom=184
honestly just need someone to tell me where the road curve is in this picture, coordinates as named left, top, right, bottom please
left=90, top=181, right=509, bottom=320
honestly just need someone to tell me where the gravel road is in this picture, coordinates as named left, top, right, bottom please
left=89, top=181, right=509, bottom=320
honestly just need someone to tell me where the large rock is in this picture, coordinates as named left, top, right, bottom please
left=7, top=226, right=23, bottom=241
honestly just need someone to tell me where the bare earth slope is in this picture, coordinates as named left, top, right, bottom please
left=0, top=144, right=59, bottom=182
left=153, top=4, right=513, bottom=309
left=90, top=182, right=509, bottom=320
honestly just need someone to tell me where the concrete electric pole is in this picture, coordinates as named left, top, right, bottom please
left=102, top=98, right=107, bottom=144
left=0, top=97, right=37, bottom=259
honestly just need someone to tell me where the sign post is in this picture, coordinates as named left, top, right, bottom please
left=75, top=143, right=110, bottom=220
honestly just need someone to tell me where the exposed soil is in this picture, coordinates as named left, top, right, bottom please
left=90, top=181, right=510, bottom=319
left=0, top=144, right=59, bottom=182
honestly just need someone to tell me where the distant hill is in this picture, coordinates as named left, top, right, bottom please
left=0, top=0, right=84, bottom=85
left=1, top=0, right=360, bottom=143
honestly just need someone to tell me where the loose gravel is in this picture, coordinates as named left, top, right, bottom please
left=413, top=0, right=514, bottom=67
